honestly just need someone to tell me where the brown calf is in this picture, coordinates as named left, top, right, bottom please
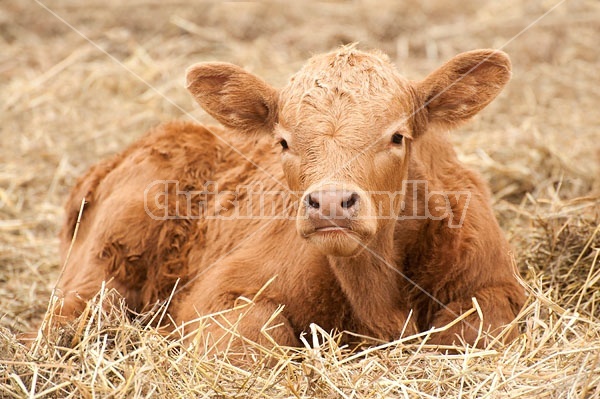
left=52, top=46, right=525, bottom=353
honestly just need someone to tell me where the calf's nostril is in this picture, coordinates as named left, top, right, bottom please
left=341, top=192, right=359, bottom=209
left=307, top=193, right=320, bottom=209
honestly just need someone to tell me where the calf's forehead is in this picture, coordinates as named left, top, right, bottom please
left=278, top=48, right=414, bottom=136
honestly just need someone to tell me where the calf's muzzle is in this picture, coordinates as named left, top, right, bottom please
left=305, top=188, right=360, bottom=230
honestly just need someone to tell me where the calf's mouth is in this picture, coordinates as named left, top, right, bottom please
left=295, top=183, right=377, bottom=256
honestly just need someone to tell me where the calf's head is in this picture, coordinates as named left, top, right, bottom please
left=187, top=47, right=511, bottom=257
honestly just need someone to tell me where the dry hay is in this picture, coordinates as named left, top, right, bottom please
left=1, top=0, right=599, bottom=397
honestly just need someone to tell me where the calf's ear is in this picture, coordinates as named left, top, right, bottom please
left=186, top=62, right=278, bottom=135
left=416, top=49, right=511, bottom=129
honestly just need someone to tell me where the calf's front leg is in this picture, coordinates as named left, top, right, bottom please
left=176, top=297, right=300, bottom=362
left=426, top=284, right=524, bottom=348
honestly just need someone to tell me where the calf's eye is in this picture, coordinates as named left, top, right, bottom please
left=391, top=133, right=404, bottom=145
left=280, top=139, right=289, bottom=150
